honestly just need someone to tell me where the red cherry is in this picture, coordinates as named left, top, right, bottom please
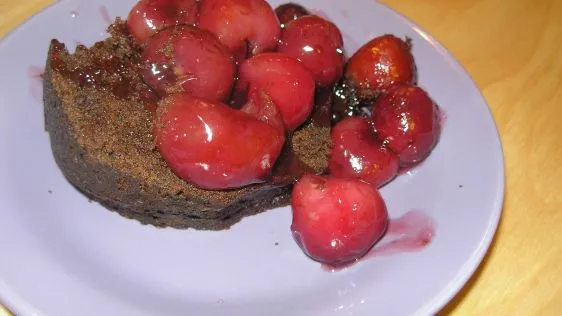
left=240, top=87, right=285, bottom=133
left=235, top=52, right=315, bottom=130
left=345, top=34, right=416, bottom=98
left=141, top=25, right=235, bottom=101
left=274, top=3, right=309, bottom=27
left=291, top=174, right=389, bottom=266
left=198, top=0, right=281, bottom=60
left=127, top=0, right=199, bottom=45
left=372, top=84, right=440, bottom=166
left=278, top=15, right=345, bottom=87
left=154, top=93, right=285, bottom=190
left=328, top=117, right=399, bottom=188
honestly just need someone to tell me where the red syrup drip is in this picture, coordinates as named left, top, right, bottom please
left=28, top=66, right=44, bottom=79
left=322, top=210, right=436, bottom=272
left=100, top=5, right=113, bottom=25
left=28, top=66, right=45, bottom=102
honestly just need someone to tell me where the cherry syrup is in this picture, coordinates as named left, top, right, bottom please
left=28, top=66, right=44, bottom=102
left=322, top=210, right=435, bottom=272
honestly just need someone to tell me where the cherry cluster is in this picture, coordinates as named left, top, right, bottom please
left=125, top=0, right=441, bottom=265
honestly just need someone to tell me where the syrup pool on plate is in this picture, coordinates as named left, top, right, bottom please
left=322, top=210, right=436, bottom=272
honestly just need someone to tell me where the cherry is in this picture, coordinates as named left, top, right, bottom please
left=274, top=3, right=309, bottom=28
left=329, top=117, right=399, bottom=188
left=278, top=15, right=345, bottom=87
left=234, top=52, right=315, bottom=130
left=372, top=84, right=440, bottom=166
left=141, top=25, right=235, bottom=102
left=154, top=93, right=285, bottom=190
left=345, top=34, right=416, bottom=98
left=198, top=0, right=281, bottom=60
left=240, top=87, right=285, bottom=133
left=291, top=174, right=388, bottom=266
left=127, top=0, right=199, bottom=46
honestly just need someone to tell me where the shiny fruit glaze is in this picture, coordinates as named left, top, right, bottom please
left=127, top=0, right=198, bottom=45
left=278, top=15, right=345, bottom=87
left=198, top=0, right=281, bottom=60
left=372, top=84, right=440, bottom=166
left=322, top=210, right=435, bottom=271
left=240, top=87, right=286, bottom=133
left=329, top=117, right=399, bottom=188
left=235, top=52, right=315, bottom=130
left=154, top=93, right=285, bottom=190
left=141, top=25, right=235, bottom=101
left=291, top=174, right=389, bottom=266
left=345, top=34, right=416, bottom=98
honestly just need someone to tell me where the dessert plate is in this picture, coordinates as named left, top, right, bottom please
left=0, top=0, right=505, bottom=315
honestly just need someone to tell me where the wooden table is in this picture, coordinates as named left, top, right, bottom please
left=1, top=0, right=561, bottom=315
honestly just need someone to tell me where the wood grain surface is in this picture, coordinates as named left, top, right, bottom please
left=1, top=0, right=561, bottom=315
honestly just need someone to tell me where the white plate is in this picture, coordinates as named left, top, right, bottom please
left=0, top=0, right=505, bottom=315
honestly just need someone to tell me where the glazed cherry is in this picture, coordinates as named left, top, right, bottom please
left=141, top=25, right=235, bottom=101
left=234, top=52, right=315, bottom=130
left=240, top=87, right=285, bottom=133
left=345, top=34, right=416, bottom=98
left=127, top=0, right=199, bottom=45
left=291, top=174, right=389, bottom=266
left=274, top=3, right=309, bottom=27
left=154, top=93, right=285, bottom=190
left=198, top=0, right=281, bottom=60
left=372, top=84, right=440, bottom=166
left=328, top=117, right=399, bottom=188
left=278, top=15, right=345, bottom=87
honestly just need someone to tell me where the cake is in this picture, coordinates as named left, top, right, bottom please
left=43, top=19, right=332, bottom=230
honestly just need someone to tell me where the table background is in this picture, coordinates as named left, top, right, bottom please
left=1, top=0, right=561, bottom=314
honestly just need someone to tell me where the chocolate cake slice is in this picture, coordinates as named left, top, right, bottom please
left=43, top=19, right=332, bottom=230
